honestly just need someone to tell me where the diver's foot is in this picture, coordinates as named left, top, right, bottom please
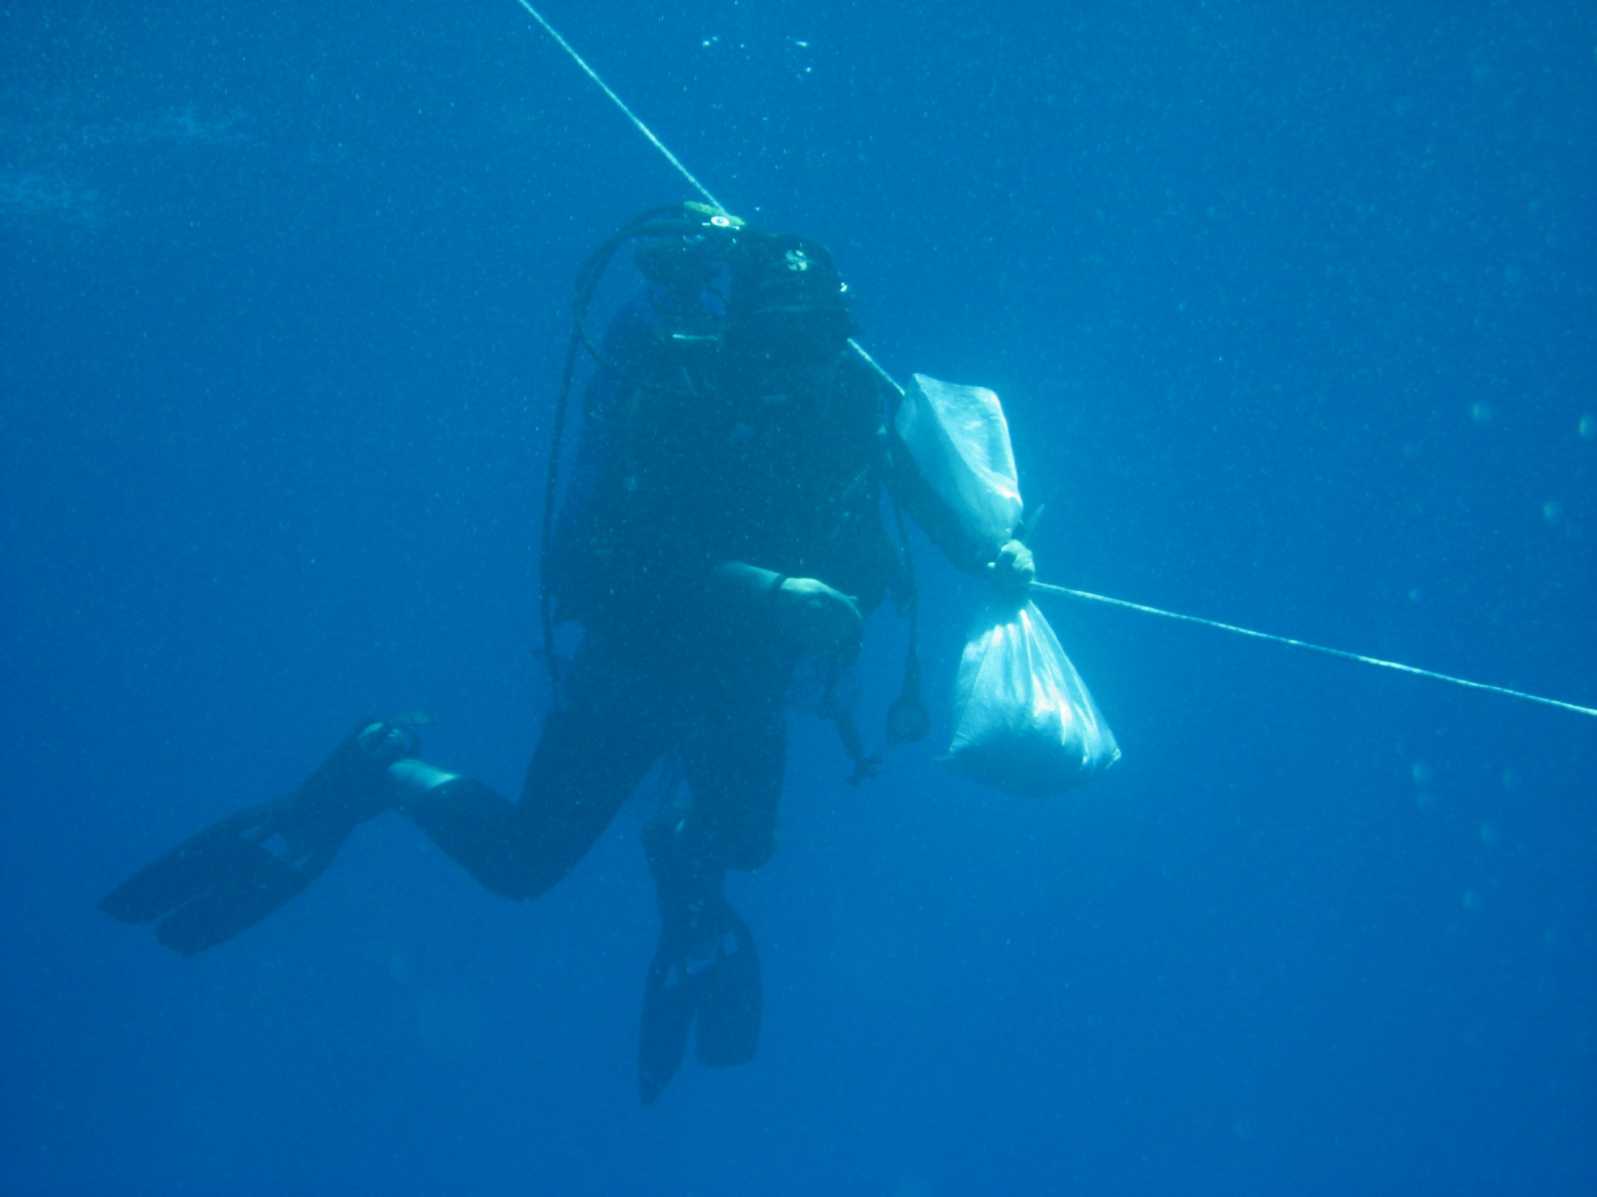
left=289, top=718, right=422, bottom=831
left=693, top=901, right=760, bottom=1069
left=99, top=796, right=330, bottom=954
left=99, top=717, right=423, bottom=955
left=638, top=897, right=762, bottom=1104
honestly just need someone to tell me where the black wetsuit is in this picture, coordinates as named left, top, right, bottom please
left=405, top=286, right=898, bottom=901
left=99, top=259, right=916, bottom=1099
left=98, top=263, right=940, bottom=1099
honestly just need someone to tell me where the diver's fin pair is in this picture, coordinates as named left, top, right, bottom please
left=98, top=796, right=338, bottom=955
left=99, top=719, right=418, bottom=955
left=638, top=899, right=762, bottom=1105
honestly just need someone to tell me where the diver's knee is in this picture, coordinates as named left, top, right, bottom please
left=465, top=865, right=550, bottom=903
left=493, top=879, right=539, bottom=902
left=493, top=841, right=578, bottom=902
left=726, top=832, right=776, bottom=872
left=496, top=869, right=557, bottom=903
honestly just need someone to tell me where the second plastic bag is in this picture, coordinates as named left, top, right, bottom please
left=946, top=600, right=1121, bottom=795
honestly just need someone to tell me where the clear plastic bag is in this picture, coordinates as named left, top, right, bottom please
left=947, top=601, right=1121, bottom=794
left=893, top=373, right=1023, bottom=562
left=896, top=373, right=1121, bottom=793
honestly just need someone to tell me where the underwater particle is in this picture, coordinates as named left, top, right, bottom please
left=1411, top=761, right=1435, bottom=810
left=1578, top=413, right=1595, bottom=440
left=1541, top=499, right=1564, bottom=525
left=784, top=35, right=816, bottom=78
left=1469, top=400, right=1493, bottom=424
left=1460, top=889, right=1482, bottom=912
left=388, top=950, right=416, bottom=986
left=1407, top=586, right=1423, bottom=604
left=1500, top=767, right=1521, bottom=792
left=0, top=171, right=106, bottom=228
left=1477, top=820, right=1500, bottom=848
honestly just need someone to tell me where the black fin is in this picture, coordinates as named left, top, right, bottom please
left=99, top=801, right=285, bottom=925
left=638, top=940, right=701, bottom=1105
left=694, top=906, right=761, bottom=1068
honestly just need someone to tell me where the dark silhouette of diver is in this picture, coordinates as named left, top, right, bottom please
left=100, top=204, right=1036, bottom=1103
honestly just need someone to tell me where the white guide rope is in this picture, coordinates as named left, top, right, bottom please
left=1036, top=583, right=1595, bottom=719
left=510, top=2, right=1595, bottom=723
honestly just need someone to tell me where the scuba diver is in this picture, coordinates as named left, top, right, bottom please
left=100, top=203, right=1036, bottom=1104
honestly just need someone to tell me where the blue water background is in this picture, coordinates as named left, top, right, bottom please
left=2, top=3, right=1593, bottom=1193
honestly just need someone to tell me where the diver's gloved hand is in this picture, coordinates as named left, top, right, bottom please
left=986, top=538, right=1036, bottom=601
left=775, top=576, right=864, bottom=660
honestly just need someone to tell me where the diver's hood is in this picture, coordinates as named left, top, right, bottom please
left=725, top=232, right=855, bottom=351
left=731, top=234, right=849, bottom=315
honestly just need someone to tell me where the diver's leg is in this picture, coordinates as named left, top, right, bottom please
left=100, top=720, right=419, bottom=955
left=678, top=687, right=782, bottom=1065
left=677, top=683, right=786, bottom=873
left=398, top=643, right=673, bottom=900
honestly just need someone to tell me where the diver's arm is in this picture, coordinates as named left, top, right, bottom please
left=707, top=561, right=863, bottom=658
